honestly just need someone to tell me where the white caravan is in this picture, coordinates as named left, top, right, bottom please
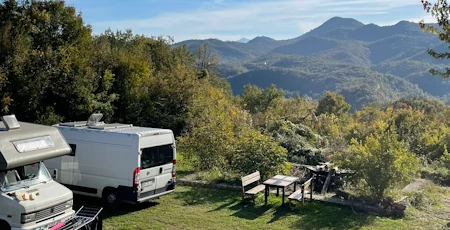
left=44, top=113, right=177, bottom=206
left=0, top=115, right=75, bottom=230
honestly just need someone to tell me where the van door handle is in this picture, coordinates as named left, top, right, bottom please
left=159, top=167, right=162, bottom=174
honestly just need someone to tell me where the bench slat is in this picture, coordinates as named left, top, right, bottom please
left=245, top=184, right=265, bottom=195
left=242, top=171, right=261, bottom=186
left=303, top=177, right=313, bottom=189
left=288, top=190, right=303, bottom=200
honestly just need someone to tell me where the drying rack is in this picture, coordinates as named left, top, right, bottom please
left=55, top=206, right=103, bottom=230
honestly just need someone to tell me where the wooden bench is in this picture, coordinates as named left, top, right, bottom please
left=288, top=176, right=314, bottom=206
left=241, top=171, right=265, bottom=204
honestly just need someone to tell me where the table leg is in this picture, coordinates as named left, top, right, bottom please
left=294, top=182, right=297, bottom=191
left=265, top=185, right=268, bottom=205
left=277, top=187, right=279, bottom=196
left=282, top=188, right=285, bottom=206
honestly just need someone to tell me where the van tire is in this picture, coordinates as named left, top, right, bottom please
left=0, top=220, right=10, bottom=230
left=102, top=188, right=119, bottom=207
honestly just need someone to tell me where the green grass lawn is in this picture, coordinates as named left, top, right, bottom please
left=73, top=185, right=450, bottom=230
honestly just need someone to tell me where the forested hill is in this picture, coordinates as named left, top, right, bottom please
left=174, top=17, right=450, bottom=110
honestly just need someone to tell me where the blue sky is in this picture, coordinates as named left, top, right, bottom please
left=65, top=0, right=434, bottom=43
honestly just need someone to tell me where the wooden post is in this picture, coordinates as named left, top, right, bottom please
left=301, top=185, right=305, bottom=206
left=321, top=168, right=335, bottom=195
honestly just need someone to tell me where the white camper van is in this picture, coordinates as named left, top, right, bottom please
left=0, top=115, right=75, bottom=230
left=44, top=113, right=177, bottom=206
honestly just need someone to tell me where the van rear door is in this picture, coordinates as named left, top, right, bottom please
left=139, top=144, right=173, bottom=195
left=154, top=144, right=174, bottom=194
left=139, top=148, right=158, bottom=196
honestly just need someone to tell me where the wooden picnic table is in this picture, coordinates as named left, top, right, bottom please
left=263, top=175, right=299, bottom=206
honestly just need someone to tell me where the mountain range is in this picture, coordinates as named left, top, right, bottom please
left=173, top=16, right=450, bottom=110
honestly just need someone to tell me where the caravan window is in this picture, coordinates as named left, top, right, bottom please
left=140, top=144, right=173, bottom=169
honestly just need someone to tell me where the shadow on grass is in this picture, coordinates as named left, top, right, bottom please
left=177, top=169, right=195, bottom=179
left=228, top=201, right=283, bottom=220
left=173, top=186, right=239, bottom=206
left=209, top=192, right=291, bottom=221
left=86, top=185, right=378, bottom=229
left=193, top=187, right=377, bottom=229
left=228, top=198, right=376, bottom=229
left=73, top=194, right=160, bottom=219
left=288, top=201, right=376, bottom=230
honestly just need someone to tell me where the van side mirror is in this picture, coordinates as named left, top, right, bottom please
left=53, top=169, right=58, bottom=180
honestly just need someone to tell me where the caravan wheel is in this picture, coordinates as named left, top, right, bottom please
left=102, top=188, right=119, bottom=207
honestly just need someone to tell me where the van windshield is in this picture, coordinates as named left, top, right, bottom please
left=0, top=162, right=52, bottom=192
left=141, top=144, right=174, bottom=170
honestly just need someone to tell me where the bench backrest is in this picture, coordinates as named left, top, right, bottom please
left=241, top=171, right=261, bottom=187
left=303, top=177, right=313, bottom=191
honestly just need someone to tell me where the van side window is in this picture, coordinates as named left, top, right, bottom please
left=69, top=144, right=76, bottom=156
left=141, top=144, right=173, bottom=169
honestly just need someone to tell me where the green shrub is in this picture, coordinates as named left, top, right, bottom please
left=408, top=192, right=431, bottom=210
left=232, top=129, right=289, bottom=179
left=419, top=157, right=450, bottom=186
left=334, top=122, right=419, bottom=202
left=405, top=183, right=443, bottom=210
left=266, top=119, right=327, bottom=165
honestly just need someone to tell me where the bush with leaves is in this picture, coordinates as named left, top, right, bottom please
left=266, top=119, right=327, bottom=165
left=232, top=128, right=289, bottom=179
left=316, top=91, right=351, bottom=117
left=334, top=122, right=419, bottom=202
left=178, top=82, right=289, bottom=179
left=177, top=83, right=248, bottom=171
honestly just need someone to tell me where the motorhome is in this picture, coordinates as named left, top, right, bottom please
left=44, top=113, right=177, bottom=206
left=0, top=115, right=76, bottom=230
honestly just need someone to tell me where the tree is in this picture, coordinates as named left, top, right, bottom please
left=240, top=84, right=285, bottom=114
left=177, top=83, right=252, bottom=171
left=333, top=122, right=419, bottom=202
left=316, top=91, right=351, bottom=117
left=241, top=84, right=264, bottom=114
left=232, top=128, right=289, bottom=179
left=266, top=119, right=326, bottom=165
left=195, top=43, right=219, bottom=78
left=420, top=0, right=450, bottom=78
left=0, top=0, right=115, bottom=122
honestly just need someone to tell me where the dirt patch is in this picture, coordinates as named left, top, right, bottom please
left=402, top=179, right=431, bottom=193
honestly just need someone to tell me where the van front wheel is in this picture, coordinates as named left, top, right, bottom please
left=102, top=188, right=119, bottom=207
left=0, top=220, right=10, bottom=230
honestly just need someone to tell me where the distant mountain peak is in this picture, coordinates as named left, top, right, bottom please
left=321, top=16, right=365, bottom=29
left=290, top=16, right=365, bottom=41
left=248, top=36, right=276, bottom=44
left=237, top=37, right=250, bottom=43
left=393, top=20, right=420, bottom=30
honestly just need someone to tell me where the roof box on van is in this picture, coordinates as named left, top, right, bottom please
left=58, top=113, right=133, bottom=130
left=0, top=115, right=72, bottom=170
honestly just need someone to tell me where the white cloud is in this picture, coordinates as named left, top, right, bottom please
left=90, top=0, right=429, bottom=42
left=408, top=15, right=436, bottom=24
